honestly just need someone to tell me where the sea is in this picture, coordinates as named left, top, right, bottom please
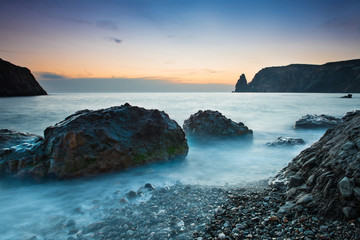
left=0, top=92, right=359, bottom=239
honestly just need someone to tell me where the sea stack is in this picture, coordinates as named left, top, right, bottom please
left=0, top=58, right=47, bottom=97
left=234, top=74, right=249, bottom=92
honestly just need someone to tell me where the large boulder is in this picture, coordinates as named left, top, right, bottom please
left=272, top=110, right=360, bottom=219
left=0, top=58, right=47, bottom=97
left=294, top=114, right=342, bottom=129
left=0, top=103, right=188, bottom=179
left=183, top=110, right=252, bottom=138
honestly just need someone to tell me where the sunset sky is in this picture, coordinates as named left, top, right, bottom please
left=1, top=0, right=360, bottom=90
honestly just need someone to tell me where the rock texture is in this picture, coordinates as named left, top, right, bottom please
left=0, top=58, right=47, bottom=97
left=294, top=114, right=342, bottom=129
left=234, top=59, right=360, bottom=92
left=272, top=110, right=360, bottom=219
left=267, top=137, right=305, bottom=146
left=183, top=110, right=252, bottom=138
left=0, top=103, right=188, bottom=179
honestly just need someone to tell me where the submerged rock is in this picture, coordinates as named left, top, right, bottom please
left=183, top=110, right=252, bottom=138
left=0, top=103, right=188, bottom=179
left=294, top=114, right=341, bottom=129
left=272, top=110, right=360, bottom=219
left=267, top=137, right=305, bottom=146
left=341, top=94, right=352, bottom=98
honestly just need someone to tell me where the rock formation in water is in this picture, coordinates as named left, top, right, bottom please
left=294, top=114, right=342, bottom=129
left=234, top=74, right=250, bottom=92
left=266, top=137, right=305, bottom=147
left=183, top=110, right=252, bottom=138
left=0, top=58, right=47, bottom=96
left=272, top=110, right=360, bottom=219
left=234, top=59, right=360, bottom=92
left=0, top=103, right=188, bottom=179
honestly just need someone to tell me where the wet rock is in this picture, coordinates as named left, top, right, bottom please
left=126, top=190, right=138, bottom=199
left=338, top=177, right=353, bottom=198
left=145, top=183, right=155, bottom=190
left=289, top=175, right=304, bottom=188
left=267, top=137, right=305, bottom=146
left=296, top=194, right=313, bottom=205
left=273, top=110, right=360, bottom=219
left=0, top=104, right=188, bottom=179
left=183, top=110, right=252, bottom=138
left=294, top=114, right=341, bottom=129
left=341, top=94, right=352, bottom=98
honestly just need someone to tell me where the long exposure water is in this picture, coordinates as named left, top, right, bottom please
left=0, top=92, right=359, bottom=239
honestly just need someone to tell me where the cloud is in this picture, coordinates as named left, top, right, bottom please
left=105, top=37, right=123, bottom=44
left=36, top=72, right=66, bottom=80
left=96, top=20, right=120, bottom=31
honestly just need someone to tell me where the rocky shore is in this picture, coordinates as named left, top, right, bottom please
left=23, top=181, right=360, bottom=240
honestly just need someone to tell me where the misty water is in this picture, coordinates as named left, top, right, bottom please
left=0, top=92, right=359, bottom=239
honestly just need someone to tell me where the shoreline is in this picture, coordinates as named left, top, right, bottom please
left=53, top=180, right=359, bottom=240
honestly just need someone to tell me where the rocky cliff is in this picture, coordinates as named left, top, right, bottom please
left=272, top=110, right=360, bottom=219
left=235, top=59, right=360, bottom=92
left=0, top=58, right=47, bottom=97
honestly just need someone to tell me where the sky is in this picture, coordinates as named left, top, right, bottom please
left=1, top=0, right=360, bottom=91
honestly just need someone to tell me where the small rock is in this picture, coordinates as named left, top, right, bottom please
left=296, top=194, right=313, bottom=205
left=126, top=190, right=137, bottom=199
left=145, top=183, right=155, bottom=190
left=338, top=177, right=353, bottom=198
left=218, top=232, right=226, bottom=239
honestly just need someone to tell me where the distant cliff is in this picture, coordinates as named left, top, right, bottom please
left=0, top=58, right=47, bottom=97
left=234, top=59, right=360, bottom=93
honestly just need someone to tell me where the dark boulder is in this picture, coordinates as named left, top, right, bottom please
left=272, top=110, right=360, bottom=219
left=294, top=114, right=342, bottom=129
left=0, top=103, right=188, bottom=179
left=234, top=74, right=250, bottom=92
left=341, top=94, right=352, bottom=98
left=183, top=110, right=252, bottom=138
left=267, top=137, right=305, bottom=146
left=0, top=58, right=47, bottom=97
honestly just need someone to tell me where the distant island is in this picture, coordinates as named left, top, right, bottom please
left=234, top=59, right=360, bottom=93
left=0, top=58, right=47, bottom=97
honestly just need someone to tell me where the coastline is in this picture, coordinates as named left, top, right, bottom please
left=47, top=180, right=359, bottom=240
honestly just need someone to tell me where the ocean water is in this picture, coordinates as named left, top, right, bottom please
left=0, top=92, right=359, bottom=239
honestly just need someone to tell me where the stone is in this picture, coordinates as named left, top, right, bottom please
left=296, top=194, right=313, bottom=205
left=0, top=58, right=47, bottom=96
left=126, top=191, right=137, bottom=199
left=0, top=103, right=188, bottom=179
left=341, top=94, right=352, bottom=98
left=145, top=183, right=155, bottom=190
left=289, top=175, right=304, bottom=188
left=267, top=137, right=305, bottom=146
left=218, top=232, right=226, bottom=239
left=338, top=177, right=353, bottom=198
left=278, top=202, right=295, bottom=215
left=294, top=114, right=342, bottom=129
left=183, top=110, right=252, bottom=138
left=272, top=110, right=360, bottom=219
